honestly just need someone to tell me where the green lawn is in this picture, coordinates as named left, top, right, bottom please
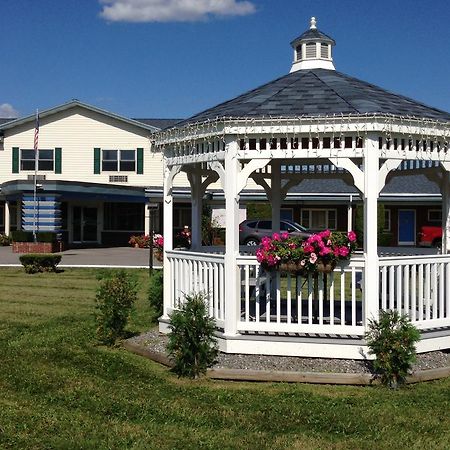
left=0, top=267, right=449, bottom=450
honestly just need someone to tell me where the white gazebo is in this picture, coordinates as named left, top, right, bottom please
left=154, top=18, right=450, bottom=359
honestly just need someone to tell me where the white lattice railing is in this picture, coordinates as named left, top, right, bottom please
left=237, top=255, right=365, bottom=335
left=379, top=254, right=450, bottom=329
left=167, top=250, right=226, bottom=327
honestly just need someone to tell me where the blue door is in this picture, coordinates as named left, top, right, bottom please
left=398, top=210, right=415, bottom=245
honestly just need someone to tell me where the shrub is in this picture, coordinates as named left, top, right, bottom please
left=167, top=292, right=218, bottom=378
left=95, top=271, right=138, bottom=346
left=365, top=310, right=421, bottom=388
left=19, top=253, right=61, bottom=274
left=148, top=269, right=163, bottom=321
left=0, top=233, right=11, bottom=246
left=11, top=230, right=58, bottom=243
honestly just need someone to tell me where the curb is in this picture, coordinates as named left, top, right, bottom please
left=123, top=340, right=450, bottom=385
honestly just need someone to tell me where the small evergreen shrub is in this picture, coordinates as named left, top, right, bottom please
left=11, top=230, right=58, bottom=243
left=19, top=253, right=61, bottom=274
left=95, top=271, right=138, bottom=346
left=167, top=292, right=218, bottom=378
left=148, top=270, right=163, bottom=321
left=365, top=310, right=421, bottom=388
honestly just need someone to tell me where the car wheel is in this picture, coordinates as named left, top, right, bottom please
left=245, top=237, right=260, bottom=246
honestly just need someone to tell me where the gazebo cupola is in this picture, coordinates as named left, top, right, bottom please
left=290, top=17, right=336, bottom=72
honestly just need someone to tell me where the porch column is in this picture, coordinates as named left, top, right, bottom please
left=347, top=195, right=353, bottom=232
left=188, top=169, right=202, bottom=249
left=442, top=170, right=450, bottom=253
left=363, top=135, right=380, bottom=324
left=4, top=201, right=10, bottom=235
left=144, top=202, right=150, bottom=236
left=271, top=160, right=281, bottom=232
left=224, top=138, right=240, bottom=336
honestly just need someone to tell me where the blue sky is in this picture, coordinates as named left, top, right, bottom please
left=1, top=0, right=450, bottom=120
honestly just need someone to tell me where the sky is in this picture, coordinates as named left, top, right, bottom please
left=1, top=0, right=450, bottom=120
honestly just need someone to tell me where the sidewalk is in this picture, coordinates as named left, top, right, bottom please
left=0, top=246, right=162, bottom=268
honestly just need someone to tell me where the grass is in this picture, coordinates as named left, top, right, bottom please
left=0, top=267, right=449, bottom=450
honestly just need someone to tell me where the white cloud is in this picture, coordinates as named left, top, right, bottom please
left=99, top=0, right=256, bottom=23
left=0, top=103, right=19, bottom=118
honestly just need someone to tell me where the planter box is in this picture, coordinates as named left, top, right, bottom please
left=12, top=241, right=65, bottom=254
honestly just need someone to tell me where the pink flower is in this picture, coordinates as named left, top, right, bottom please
left=339, top=246, right=349, bottom=257
left=304, top=244, right=314, bottom=253
left=319, top=246, right=331, bottom=256
left=281, top=232, right=289, bottom=240
left=288, top=242, right=297, bottom=249
left=300, top=259, right=306, bottom=266
left=309, top=253, right=318, bottom=264
left=320, top=229, right=331, bottom=238
left=348, top=230, right=357, bottom=242
left=272, top=233, right=281, bottom=241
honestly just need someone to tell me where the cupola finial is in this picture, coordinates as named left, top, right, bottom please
left=310, top=17, right=317, bottom=30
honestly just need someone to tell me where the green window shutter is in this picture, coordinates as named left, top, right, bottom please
left=12, top=147, right=19, bottom=173
left=55, top=148, right=62, bottom=174
left=94, top=148, right=101, bottom=174
left=136, top=148, right=144, bottom=174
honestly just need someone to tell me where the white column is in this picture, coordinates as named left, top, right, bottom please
left=224, top=138, right=240, bottom=336
left=189, top=169, right=202, bottom=249
left=4, top=201, right=10, bottom=235
left=271, top=160, right=281, bottom=232
left=363, top=135, right=380, bottom=325
left=442, top=170, right=450, bottom=254
left=162, top=164, right=176, bottom=323
left=347, top=195, right=353, bottom=232
left=144, top=203, right=150, bottom=236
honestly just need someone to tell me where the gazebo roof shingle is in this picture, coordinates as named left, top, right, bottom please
left=178, top=69, right=450, bottom=126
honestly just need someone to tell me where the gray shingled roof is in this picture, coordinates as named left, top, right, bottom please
left=133, top=118, right=182, bottom=130
left=287, top=174, right=440, bottom=195
left=177, top=69, right=450, bottom=126
left=291, top=29, right=335, bottom=45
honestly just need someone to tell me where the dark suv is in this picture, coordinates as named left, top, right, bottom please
left=239, top=219, right=312, bottom=246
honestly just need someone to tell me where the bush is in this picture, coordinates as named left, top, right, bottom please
left=365, top=310, right=421, bottom=388
left=167, top=292, right=218, bottom=378
left=148, top=270, right=163, bottom=321
left=0, top=233, right=11, bottom=246
left=19, top=253, right=61, bottom=274
left=95, top=271, right=138, bottom=346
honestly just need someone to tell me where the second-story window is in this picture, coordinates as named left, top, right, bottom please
left=102, top=150, right=136, bottom=172
left=20, top=149, right=54, bottom=171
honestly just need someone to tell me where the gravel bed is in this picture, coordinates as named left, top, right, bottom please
left=127, top=330, right=450, bottom=375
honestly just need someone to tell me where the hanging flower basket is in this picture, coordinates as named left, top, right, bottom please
left=316, top=260, right=336, bottom=274
left=256, top=230, right=357, bottom=276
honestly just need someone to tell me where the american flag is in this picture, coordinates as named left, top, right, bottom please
left=34, top=110, right=39, bottom=153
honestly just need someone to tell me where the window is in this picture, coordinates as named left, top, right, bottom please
left=296, top=44, right=302, bottom=60
left=102, top=149, right=136, bottom=172
left=305, top=42, right=316, bottom=58
left=428, top=209, right=442, bottom=222
left=0, top=204, right=4, bottom=229
left=384, top=209, right=391, bottom=231
left=320, top=43, right=329, bottom=58
left=174, top=206, right=191, bottom=229
left=20, top=149, right=54, bottom=171
left=301, top=209, right=337, bottom=230
left=104, top=203, right=144, bottom=231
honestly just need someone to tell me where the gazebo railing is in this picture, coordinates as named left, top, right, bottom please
left=166, top=250, right=450, bottom=337
left=379, top=254, right=450, bottom=329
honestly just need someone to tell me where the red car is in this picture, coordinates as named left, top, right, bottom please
left=417, top=226, right=442, bottom=248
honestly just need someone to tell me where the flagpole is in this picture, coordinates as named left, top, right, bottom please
left=33, top=109, right=39, bottom=243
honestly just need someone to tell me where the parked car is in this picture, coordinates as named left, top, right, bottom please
left=417, top=226, right=442, bottom=249
left=239, top=219, right=312, bottom=246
